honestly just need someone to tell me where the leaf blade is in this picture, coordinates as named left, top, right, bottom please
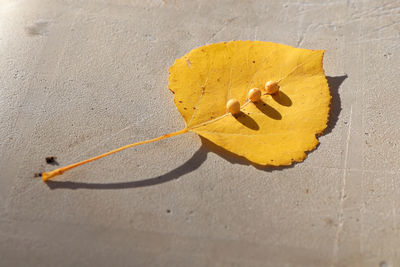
left=169, top=41, right=330, bottom=166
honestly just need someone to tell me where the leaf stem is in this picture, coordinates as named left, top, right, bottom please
left=41, top=128, right=188, bottom=182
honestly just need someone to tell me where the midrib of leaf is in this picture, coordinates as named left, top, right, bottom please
left=188, top=100, right=251, bottom=131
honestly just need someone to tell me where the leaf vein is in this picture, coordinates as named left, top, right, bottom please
left=187, top=54, right=212, bottom=127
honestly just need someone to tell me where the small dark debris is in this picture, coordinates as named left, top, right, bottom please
left=46, top=156, right=56, bottom=163
left=34, top=173, right=42, bottom=177
left=263, top=103, right=266, bottom=106
left=45, top=156, right=59, bottom=166
left=384, top=53, right=392, bottom=59
left=166, top=209, right=171, bottom=214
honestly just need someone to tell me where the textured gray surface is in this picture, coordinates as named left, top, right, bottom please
left=0, top=0, right=399, bottom=266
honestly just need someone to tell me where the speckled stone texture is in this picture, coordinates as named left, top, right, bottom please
left=0, top=0, right=399, bottom=266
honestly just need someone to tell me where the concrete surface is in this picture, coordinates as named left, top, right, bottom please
left=0, top=0, right=399, bottom=266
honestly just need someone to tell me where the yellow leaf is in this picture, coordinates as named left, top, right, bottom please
left=41, top=41, right=330, bottom=181
left=169, top=41, right=330, bottom=166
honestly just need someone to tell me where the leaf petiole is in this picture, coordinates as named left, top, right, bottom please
left=41, top=98, right=251, bottom=182
left=41, top=128, right=188, bottom=182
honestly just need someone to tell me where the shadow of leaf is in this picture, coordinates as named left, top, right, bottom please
left=46, top=146, right=208, bottom=190
left=200, top=136, right=297, bottom=172
left=325, top=75, right=348, bottom=134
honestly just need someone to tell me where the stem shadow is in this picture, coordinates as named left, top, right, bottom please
left=46, top=146, right=208, bottom=190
